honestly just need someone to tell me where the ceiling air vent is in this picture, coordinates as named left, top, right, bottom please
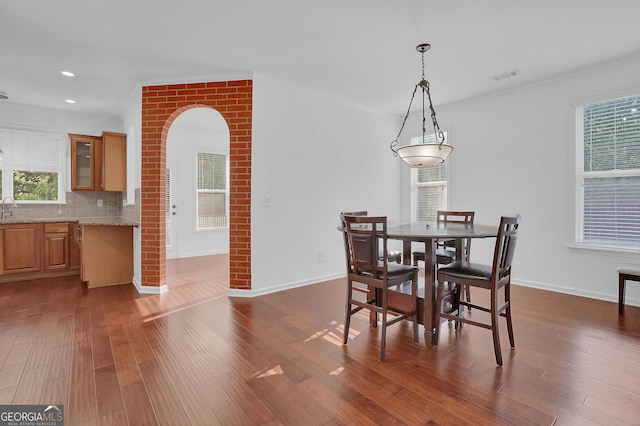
left=0, top=91, right=8, bottom=100
left=491, top=69, right=520, bottom=81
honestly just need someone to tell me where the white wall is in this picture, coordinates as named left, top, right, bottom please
left=428, top=53, right=640, bottom=306
left=166, top=107, right=230, bottom=258
left=247, top=74, right=402, bottom=295
left=0, top=102, right=122, bottom=136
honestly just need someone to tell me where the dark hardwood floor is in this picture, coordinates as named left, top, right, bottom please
left=0, top=255, right=639, bottom=425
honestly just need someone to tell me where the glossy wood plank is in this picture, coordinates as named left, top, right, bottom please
left=0, top=254, right=639, bottom=425
left=120, top=381, right=160, bottom=426
left=12, top=365, right=46, bottom=404
left=215, top=369, right=278, bottom=425
left=137, top=359, right=191, bottom=426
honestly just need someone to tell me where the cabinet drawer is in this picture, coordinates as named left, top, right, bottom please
left=44, top=223, right=69, bottom=233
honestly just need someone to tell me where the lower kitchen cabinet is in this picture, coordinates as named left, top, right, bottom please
left=81, top=225, right=133, bottom=288
left=0, top=223, right=42, bottom=274
left=0, top=220, right=135, bottom=287
left=44, top=223, right=70, bottom=271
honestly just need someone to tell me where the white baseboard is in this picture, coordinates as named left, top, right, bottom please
left=227, top=272, right=344, bottom=298
left=514, top=277, right=640, bottom=308
left=132, top=278, right=169, bottom=294
left=166, top=250, right=228, bottom=260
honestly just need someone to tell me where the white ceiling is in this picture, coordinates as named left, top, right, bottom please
left=2, top=0, right=640, bottom=118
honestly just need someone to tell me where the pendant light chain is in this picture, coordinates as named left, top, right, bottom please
left=390, top=83, right=419, bottom=156
left=421, top=47, right=445, bottom=146
left=389, top=43, right=453, bottom=167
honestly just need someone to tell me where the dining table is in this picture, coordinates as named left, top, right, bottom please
left=385, top=221, right=498, bottom=346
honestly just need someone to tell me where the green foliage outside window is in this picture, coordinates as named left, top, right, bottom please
left=13, top=171, right=58, bottom=201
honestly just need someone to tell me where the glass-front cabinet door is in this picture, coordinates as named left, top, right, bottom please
left=70, top=134, right=101, bottom=191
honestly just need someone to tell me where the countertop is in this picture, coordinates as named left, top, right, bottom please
left=0, top=217, right=139, bottom=227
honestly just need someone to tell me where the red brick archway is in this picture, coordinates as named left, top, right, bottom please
left=141, top=81, right=252, bottom=290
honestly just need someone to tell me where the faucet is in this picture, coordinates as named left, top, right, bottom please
left=1, top=196, right=16, bottom=220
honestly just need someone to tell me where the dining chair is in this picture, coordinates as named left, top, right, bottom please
left=340, top=211, right=400, bottom=328
left=413, top=210, right=475, bottom=306
left=434, top=215, right=520, bottom=366
left=341, top=213, right=419, bottom=361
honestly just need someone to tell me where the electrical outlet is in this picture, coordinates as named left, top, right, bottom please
left=263, top=194, right=271, bottom=207
left=317, top=252, right=325, bottom=262
left=97, top=199, right=103, bottom=207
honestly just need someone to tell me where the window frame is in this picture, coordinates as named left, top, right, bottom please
left=194, top=149, right=229, bottom=230
left=574, top=92, right=640, bottom=251
left=410, top=132, right=450, bottom=222
left=0, top=126, right=66, bottom=204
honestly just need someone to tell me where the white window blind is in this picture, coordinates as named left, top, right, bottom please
left=196, top=152, right=228, bottom=229
left=0, top=127, right=64, bottom=201
left=0, top=127, right=62, bottom=171
left=412, top=133, right=448, bottom=221
left=579, top=95, right=640, bottom=248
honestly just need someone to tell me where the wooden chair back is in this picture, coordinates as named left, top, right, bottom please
left=340, top=211, right=368, bottom=273
left=436, top=210, right=475, bottom=261
left=491, top=215, right=520, bottom=282
left=341, top=214, right=388, bottom=282
left=436, top=210, right=475, bottom=225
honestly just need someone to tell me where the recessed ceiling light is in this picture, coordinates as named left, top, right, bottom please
left=490, top=69, right=521, bottom=81
left=65, top=99, right=76, bottom=104
left=61, top=71, right=75, bottom=77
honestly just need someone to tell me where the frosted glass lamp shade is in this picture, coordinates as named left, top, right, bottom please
left=396, top=143, right=453, bottom=168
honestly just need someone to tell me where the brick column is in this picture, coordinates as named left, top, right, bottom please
left=141, top=80, right=252, bottom=289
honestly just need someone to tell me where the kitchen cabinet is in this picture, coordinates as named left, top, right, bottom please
left=0, top=223, right=42, bottom=274
left=0, top=220, right=134, bottom=285
left=81, top=225, right=133, bottom=288
left=70, top=131, right=126, bottom=192
left=43, top=223, right=70, bottom=271
left=70, top=134, right=101, bottom=190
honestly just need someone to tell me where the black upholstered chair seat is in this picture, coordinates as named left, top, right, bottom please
left=382, top=250, right=402, bottom=264
left=437, top=261, right=492, bottom=285
left=358, top=262, right=419, bottom=279
left=436, top=248, right=455, bottom=260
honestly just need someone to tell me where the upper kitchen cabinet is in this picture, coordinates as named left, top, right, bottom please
left=70, top=134, right=101, bottom=190
left=70, top=131, right=126, bottom=192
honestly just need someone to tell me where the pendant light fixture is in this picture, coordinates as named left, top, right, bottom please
left=390, top=43, right=453, bottom=168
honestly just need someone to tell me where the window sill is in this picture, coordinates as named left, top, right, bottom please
left=568, top=242, right=640, bottom=255
left=195, top=227, right=229, bottom=232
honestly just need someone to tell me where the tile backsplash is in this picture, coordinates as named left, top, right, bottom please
left=5, top=188, right=140, bottom=222
left=121, top=188, right=141, bottom=222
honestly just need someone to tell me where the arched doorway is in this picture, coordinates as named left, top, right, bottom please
left=166, top=107, right=230, bottom=259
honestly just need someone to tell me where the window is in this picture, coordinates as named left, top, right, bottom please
left=412, top=133, right=448, bottom=221
left=196, top=152, right=228, bottom=229
left=577, top=94, right=640, bottom=248
left=0, top=127, right=64, bottom=202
